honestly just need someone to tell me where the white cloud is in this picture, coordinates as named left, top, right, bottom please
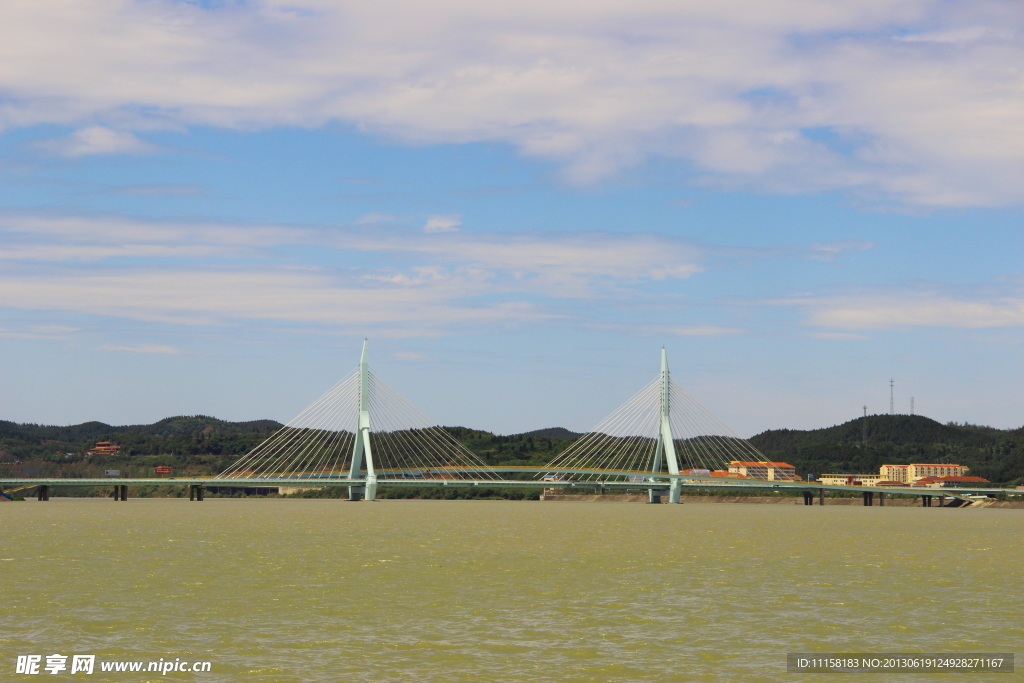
left=0, top=212, right=713, bottom=332
left=0, top=1, right=1020, bottom=205
left=665, top=325, right=744, bottom=337
left=423, top=215, right=461, bottom=233
left=108, top=184, right=202, bottom=197
left=0, top=268, right=550, bottom=330
left=0, top=214, right=706, bottom=294
left=808, top=241, right=874, bottom=261
left=37, top=126, right=159, bottom=157
left=782, top=292, right=1024, bottom=330
left=98, top=344, right=181, bottom=355
left=0, top=323, right=78, bottom=339
left=390, top=351, right=429, bottom=361
left=356, top=212, right=399, bottom=225
left=810, top=331, right=869, bottom=340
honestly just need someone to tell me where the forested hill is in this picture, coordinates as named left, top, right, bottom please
left=3, top=413, right=1023, bottom=485
left=0, top=415, right=283, bottom=440
left=0, top=416, right=284, bottom=471
left=749, top=414, right=1024, bottom=485
left=0, top=418, right=579, bottom=479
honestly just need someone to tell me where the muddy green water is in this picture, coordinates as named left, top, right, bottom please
left=2, top=499, right=1021, bottom=682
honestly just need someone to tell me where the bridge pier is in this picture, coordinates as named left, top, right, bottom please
left=922, top=495, right=931, bottom=507
left=648, top=489, right=662, bottom=504
left=818, top=488, right=825, bottom=505
left=348, top=486, right=364, bottom=501
left=116, top=485, right=128, bottom=501
left=669, top=480, right=681, bottom=504
left=37, top=485, right=49, bottom=501
left=189, top=485, right=204, bottom=501
left=878, top=491, right=885, bottom=506
left=862, top=491, right=874, bottom=506
left=802, top=491, right=814, bottom=505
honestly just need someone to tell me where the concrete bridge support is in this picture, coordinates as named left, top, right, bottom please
left=648, top=489, right=662, bottom=503
left=878, top=491, right=885, bottom=506
left=802, top=491, right=814, bottom=505
left=189, top=485, right=204, bottom=501
left=36, top=485, right=49, bottom=501
left=818, top=488, right=825, bottom=505
left=862, top=491, right=874, bottom=506
left=922, top=495, right=931, bottom=507
left=347, top=340, right=377, bottom=501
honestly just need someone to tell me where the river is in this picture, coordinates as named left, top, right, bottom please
left=3, top=499, right=1020, bottom=681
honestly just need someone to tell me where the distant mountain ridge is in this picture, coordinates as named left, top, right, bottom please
left=749, top=414, right=1014, bottom=450
left=516, top=427, right=582, bottom=440
left=0, top=415, right=284, bottom=441
left=748, top=414, right=1024, bottom=485
left=2, top=413, right=1022, bottom=484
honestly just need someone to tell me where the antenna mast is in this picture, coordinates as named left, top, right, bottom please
left=862, top=405, right=868, bottom=444
left=889, top=379, right=895, bottom=415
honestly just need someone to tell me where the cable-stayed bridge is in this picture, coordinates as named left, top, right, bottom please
left=1, top=341, right=1001, bottom=507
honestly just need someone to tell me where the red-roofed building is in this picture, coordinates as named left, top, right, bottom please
left=709, top=470, right=749, bottom=479
left=727, top=460, right=796, bottom=481
left=87, top=441, right=120, bottom=457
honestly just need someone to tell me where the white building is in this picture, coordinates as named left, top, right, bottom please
left=819, top=473, right=882, bottom=486
left=880, top=463, right=968, bottom=483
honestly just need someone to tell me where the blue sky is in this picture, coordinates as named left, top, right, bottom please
left=1, top=0, right=1022, bottom=435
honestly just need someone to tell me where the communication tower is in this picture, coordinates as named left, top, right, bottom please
left=889, top=379, right=895, bottom=415
left=862, top=405, right=868, bottom=444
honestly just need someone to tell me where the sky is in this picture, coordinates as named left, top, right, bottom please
left=1, top=0, right=1023, bottom=436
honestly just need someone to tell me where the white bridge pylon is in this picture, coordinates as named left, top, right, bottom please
left=540, top=347, right=772, bottom=503
left=217, top=340, right=501, bottom=499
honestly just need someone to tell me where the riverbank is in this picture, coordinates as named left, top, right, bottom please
left=540, top=493, right=1024, bottom=507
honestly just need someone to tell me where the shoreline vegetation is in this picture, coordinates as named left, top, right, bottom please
left=2, top=414, right=1022, bottom=500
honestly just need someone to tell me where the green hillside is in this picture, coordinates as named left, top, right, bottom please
left=0, top=416, right=284, bottom=479
left=749, top=414, right=1024, bottom=485
left=2, top=413, right=1022, bottom=486
left=0, top=417, right=576, bottom=480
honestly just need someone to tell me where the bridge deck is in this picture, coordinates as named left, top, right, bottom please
left=2, top=473, right=1015, bottom=501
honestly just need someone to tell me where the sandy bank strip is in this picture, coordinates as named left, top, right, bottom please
left=540, top=494, right=1024, bottom=507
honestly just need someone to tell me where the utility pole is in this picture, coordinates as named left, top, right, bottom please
left=862, top=405, right=868, bottom=444
left=889, top=379, right=895, bottom=415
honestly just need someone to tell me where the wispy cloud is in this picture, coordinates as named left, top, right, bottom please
left=808, top=241, right=875, bottom=261
left=356, top=212, right=399, bottom=225
left=664, top=325, right=744, bottom=337
left=105, top=184, right=203, bottom=197
left=36, top=127, right=160, bottom=157
left=0, top=323, right=79, bottom=340
left=0, top=2, right=1020, bottom=205
left=780, top=290, right=1024, bottom=330
left=390, top=351, right=429, bottom=361
left=423, top=215, right=461, bottom=233
left=811, top=331, right=869, bottom=340
left=0, top=212, right=714, bottom=333
left=98, top=344, right=181, bottom=355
